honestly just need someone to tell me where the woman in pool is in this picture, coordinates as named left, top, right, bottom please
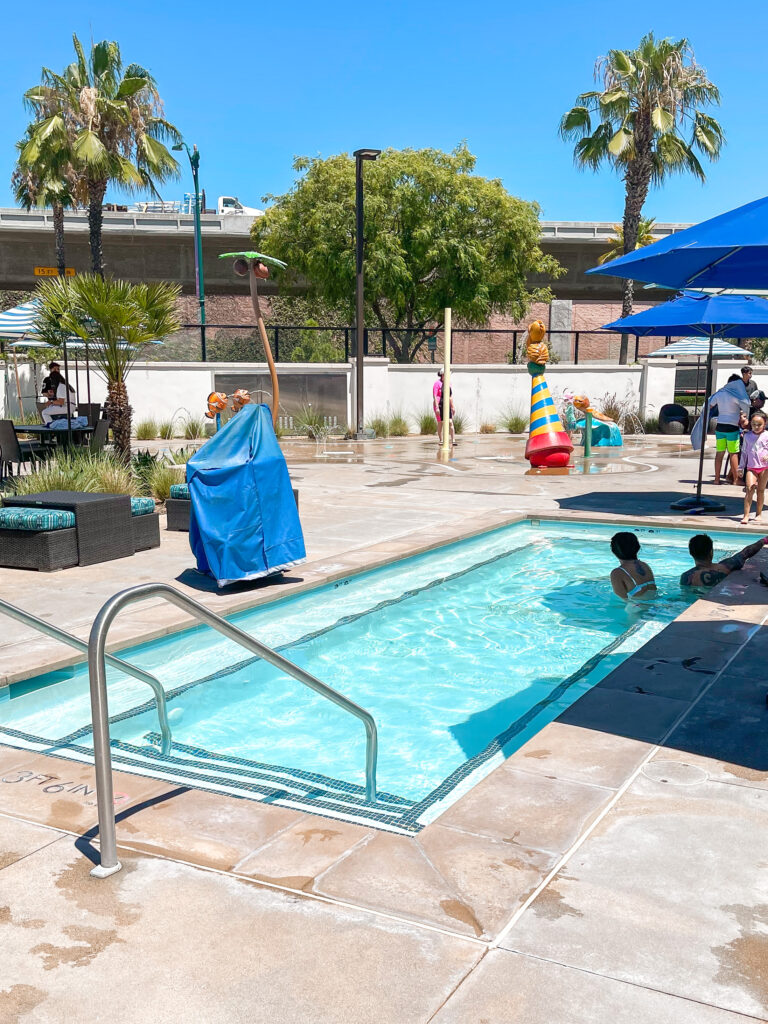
left=609, top=532, right=657, bottom=602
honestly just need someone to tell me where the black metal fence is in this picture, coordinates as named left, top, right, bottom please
left=144, top=324, right=668, bottom=365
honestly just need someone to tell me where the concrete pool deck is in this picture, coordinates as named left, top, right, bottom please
left=1, top=434, right=767, bottom=1022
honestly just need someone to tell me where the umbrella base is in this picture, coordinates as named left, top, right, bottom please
left=670, top=495, right=726, bottom=513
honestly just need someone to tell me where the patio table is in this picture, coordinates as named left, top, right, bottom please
left=13, top=423, right=95, bottom=448
left=2, top=490, right=134, bottom=566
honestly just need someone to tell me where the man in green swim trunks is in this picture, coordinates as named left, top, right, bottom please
left=713, top=375, right=751, bottom=485
left=680, top=533, right=766, bottom=589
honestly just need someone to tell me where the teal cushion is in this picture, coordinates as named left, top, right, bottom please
left=130, top=497, right=155, bottom=517
left=0, top=507, right=75, bottom=532
left=169, top=483, right=190, bottom=500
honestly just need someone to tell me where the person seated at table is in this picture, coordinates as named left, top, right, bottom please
left=41, top=370, right=76, bottom=425
left=41, top=361, right=61, bottom=394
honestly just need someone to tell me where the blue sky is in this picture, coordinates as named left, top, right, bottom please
left=1, top=0, right=765, bottom=225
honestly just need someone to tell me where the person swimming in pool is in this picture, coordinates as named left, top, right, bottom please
left=609, top=532, right=657, bottom=602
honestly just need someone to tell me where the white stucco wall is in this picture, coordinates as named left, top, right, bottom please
left=4, top=358, right=675, bottom=433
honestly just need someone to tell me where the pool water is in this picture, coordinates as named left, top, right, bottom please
left=0, top=521, right=744, bottom=832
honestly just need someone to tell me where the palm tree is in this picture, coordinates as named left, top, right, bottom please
left=12, top=129, right=80, bottom=277
left=34, top=275, right=181, bottom=458
left=560, top=33, right=724, bottom=362
left=24, top=35, right=181, bottom=276
left=598, top=217, right=658, bottom=265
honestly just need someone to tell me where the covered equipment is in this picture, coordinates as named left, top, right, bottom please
left=188, top=404, right=305, bottom=586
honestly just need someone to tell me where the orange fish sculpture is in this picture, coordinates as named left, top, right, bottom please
left=524, top=321, right=574, bottom=468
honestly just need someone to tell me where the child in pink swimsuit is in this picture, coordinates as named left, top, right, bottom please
left=739, top=411, right=768, bottom=524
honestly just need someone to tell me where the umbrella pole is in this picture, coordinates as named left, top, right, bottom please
left=62, top=340, right=72, bottom=448
left=12, top=352, right=22, bottom=417
left=85, top=343, right=92, bottom=409
left=671, top=330, right=724, bottom=513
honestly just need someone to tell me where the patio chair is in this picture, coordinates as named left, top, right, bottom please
left=78, top=403, right=102, bottom=426
left=0, top=419, right=43, bottom=482
left=89, top=419, right=110, bottom=454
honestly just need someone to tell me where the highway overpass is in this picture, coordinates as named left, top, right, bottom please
left=0, top=207, right=685, bottom=300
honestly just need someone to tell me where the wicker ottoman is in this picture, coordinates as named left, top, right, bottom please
left=130, top=497, right=161, bottom=552
left=0, top=507, right=79, bottom=571
left=165, top=484, right=299, bottom=533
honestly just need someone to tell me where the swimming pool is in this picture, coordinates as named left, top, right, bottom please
left=0, top=520, right=744, bottom=833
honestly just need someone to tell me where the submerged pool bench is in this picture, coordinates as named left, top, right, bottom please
left=166, top=483, right=300, bottom=532
left=0, top=491, right=160, bottom=571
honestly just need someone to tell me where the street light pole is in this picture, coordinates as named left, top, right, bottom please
left=174, top=142, right=207, bottom=361
left=353, top=148, right=381, bottom=439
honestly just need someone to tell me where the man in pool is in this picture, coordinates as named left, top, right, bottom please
left=609, top=532, right=657, bottom=601
left=680, top=533, right=767, bottom=589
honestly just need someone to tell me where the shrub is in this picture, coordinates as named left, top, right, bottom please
left=366, top=415, right=389, bottom=438
left=135, top=418, right=158, bottom=441
left=158, top=418, right=176, bottom=440
left=598, top=392, right=625, bottom=423
left=387, top=411, right=409, bottom=436
left=641, top=414, right=660, bottom=434
left=8, top=451, right=137, bottom=496
left=147, top=463, right=180, bottom=502
left=500, top=403, right=529, bottom=433
left=452, top=411, right=466, bottom=435
left=480, top=421, right=497, bottom=434
left=92, top=458, right=138, bottom=496
left=167, top=446, right=198, bottom=465
left=295, top=405, right=326, bottom=438
left=415, top=407, right=438, bottom=435
left=181, top=412, right=206, bottom=440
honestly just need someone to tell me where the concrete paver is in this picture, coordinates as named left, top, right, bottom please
left=1, top=838, right=482, bottom=1024
left=503, top=772, right=768, bottom=1019
left=431, top=948, right=757, bottom=1024
left=436, top=764, right=613, bottom=854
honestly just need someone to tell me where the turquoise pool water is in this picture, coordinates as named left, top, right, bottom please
left=0, top=521, right=744, bottom=831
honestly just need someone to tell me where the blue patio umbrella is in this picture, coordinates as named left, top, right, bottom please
left=587, top=194, right=768, bottom=290
left=602, top=291, right=768, bottom=513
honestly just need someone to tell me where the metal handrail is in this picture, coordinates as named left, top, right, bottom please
left=87, top=583, right=379, bottom=878
left=0, top=597, right=172, bottom=755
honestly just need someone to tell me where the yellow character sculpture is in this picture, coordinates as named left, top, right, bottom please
left=524, top=321, right=574, bottom=468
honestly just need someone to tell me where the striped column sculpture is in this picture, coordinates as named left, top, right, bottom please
left=523, top=321, right=573, bottom=468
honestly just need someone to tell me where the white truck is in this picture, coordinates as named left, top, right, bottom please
left=217, top=196, right=263, bottom=217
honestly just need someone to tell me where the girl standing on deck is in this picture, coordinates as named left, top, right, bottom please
left=739, top=411, right=768, bottom=524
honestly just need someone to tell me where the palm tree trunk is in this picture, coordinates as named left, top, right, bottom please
left=87, top=179, right=107, bottom=277
left=52, top=202, right=66, bottom=278
left=106, top=378, right=132, bottom=460
left=619, top=108, right=653, bottom=365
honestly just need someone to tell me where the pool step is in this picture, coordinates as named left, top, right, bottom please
left=106, top=733, right=423, bottom=834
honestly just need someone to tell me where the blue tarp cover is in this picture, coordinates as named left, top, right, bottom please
left=188, top=404, right=305, bottom=586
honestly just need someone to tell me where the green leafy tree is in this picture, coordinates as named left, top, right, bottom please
left=252, top=145, right=561, bottom=363
left=12, top=128, right=80, bottom=277
left=24, top=34, right=180, bottom=276
left=560, top=33, right=723, bottom=362
left=34, top=274, right=181, bottom=458
left=598, top=217, right=658, bottom=264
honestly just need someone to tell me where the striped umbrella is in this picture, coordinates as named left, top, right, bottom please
left=0, top=300, right=40, bottom=339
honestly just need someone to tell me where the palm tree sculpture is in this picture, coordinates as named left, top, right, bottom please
left=597, top=217, right=658, bottom=265
left=24, top=35, right=181, bottom=276
left=219, top=251, right=288, bottom=429
left=12, top=129, right=80, bottom=278
left=560, top=33, right=724, bottom=362
left=34, top=274, right=181, bottom=458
